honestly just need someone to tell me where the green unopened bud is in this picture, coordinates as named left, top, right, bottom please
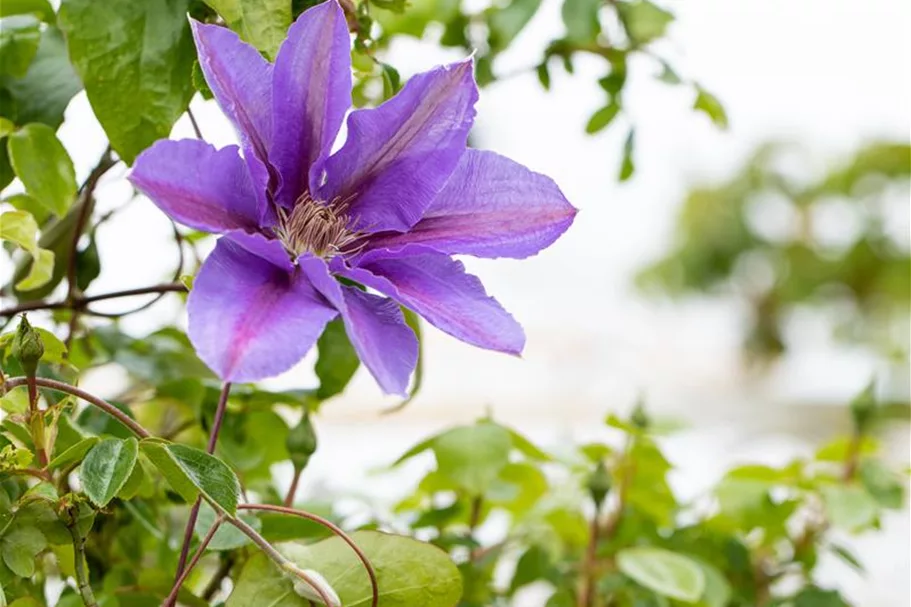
left=12, top=315, right=44, bottom=377
left=286, top=412, right=318, bottom=471
left=587, top=460, right=612, bottom=509
left=630, top=401, right=650, bottom=430
left=849, top=380, right=877, bottom=434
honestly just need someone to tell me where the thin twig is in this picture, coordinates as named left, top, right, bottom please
left=0, top=282, right=187, bottom=317
left=187, top=107, right=204, bottom=139
left=161, top=515, right=223, bottom=606
left=85, top=222, right=186, bottom=318
left=3, top=377, right=151, bottom=438
left=26, top=376, right=49, bottom=467
left=239, top=503, right=379, bottom=607
left=170, top=382, right=232, bottom=605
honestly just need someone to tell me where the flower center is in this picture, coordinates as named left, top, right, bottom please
left=276, top=193, right=362, bottom=259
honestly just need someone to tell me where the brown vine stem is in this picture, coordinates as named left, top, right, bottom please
left=161, top=515, right=223, bottom=606
left=170, top=382, right=232, bottom=605
left=283, top=467, right=303, bottom=507
left=238, top=503, right=379, bottom=607
left=0, top=282, right=187, bottom=318
left=3, top=376, right=151, bottom=439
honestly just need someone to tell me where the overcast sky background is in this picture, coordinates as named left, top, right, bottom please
left=2, top=0, right=908, bottom=603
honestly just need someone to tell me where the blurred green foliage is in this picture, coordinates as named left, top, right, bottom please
left=638, top=142, right=910, bottom=363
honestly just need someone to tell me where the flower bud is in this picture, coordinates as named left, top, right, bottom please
left=630, top=401, right=650, bottom=430
left=587, top=460, right=612, bottom=510
left=286, top=564, right=341, bottom=607
left=12, top=315, right=44, bottom=377
left=286, top=412, right=318, bottom=471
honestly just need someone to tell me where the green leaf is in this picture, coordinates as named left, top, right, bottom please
left=0, top=27, right=83, bottom=128
left=616, top=547, right=705, bottom=603
left=1, top=525, right=46, bottom=578
left=0, top=209, right=56, bottom=290
left=858, top=459, right=904, bottom=509
left=585, top=103, right=620, bottom=134
left=820, top=484, right=879, bottom=531
left=432, top=421, right=512, bottom=496
left=0, top=0, right=55, bottom=22
left=693, top=86, right=728, bottom=129
left=58, top=0, right=196, bottom=163
left=79, top=437, right=138, bottom=507
left=617, top=0, right=674, bottom=46
left=228, top=531, right=463, bottom=607
left=48, top=437, right=100, bottom=471
left=140, top=439, right=240, bottom=515
left=793, top=587, right=850, bottom=607
left=488, top=0, right=543, bottom=49
left=561, top=0, right=602, bottom=42
left=315, top=319, right=360, bottom=401
left=7, top=123, right=77, bottom=215
left=619, top=128, right=636, bottom=181
left=506, top=427, right=552, bottom=462
left=194, top=500, right=260, bottom=551
left=15, top=247, right=54, bottom=290
left=203, top=0, right=291, bottom=58
left=691, top=558, right=731, bottom=607
left=829, top=543, right=864, bottom=573
left=0, top=16, right=41, bottom=78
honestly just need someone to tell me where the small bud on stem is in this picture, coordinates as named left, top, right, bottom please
left=587, top=460, right=612, bottom=511
left=12, top=315, right=48, bottom=467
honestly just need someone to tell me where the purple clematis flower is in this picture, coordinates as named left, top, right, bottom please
left=128, top=0, right=576, bottom=395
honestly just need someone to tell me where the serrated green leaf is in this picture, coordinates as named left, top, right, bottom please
left=58, top=0, right=195, bottom=163
left=80, top=437, right=138, bottom=507
left=48, top=437, right=99, bottom=471
left=140, top=439, right=240, bottom=515
left=617, top=547, right=705, bottom=602
left=7, top=123, right=77, bottom=215
left=228, top=531, right=462, bottom=607
left=315, top=319, right=360, bottom=401
left=1, top=525, right=46, bottom=578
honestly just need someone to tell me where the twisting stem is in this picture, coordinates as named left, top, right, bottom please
left=227, top=515, right=335, bottom=606
left=170, top=382, right=232, bottom=604
left=162, top=515, right=223, bottom=606
left=187, top=107, right=204, bottom=139
left=239, top=504, right=379, bottom=607
left=3, top=377, right=151, bottom=439
left=68, top=516, right=99, bottom=607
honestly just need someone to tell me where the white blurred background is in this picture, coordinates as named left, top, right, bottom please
left=3, top=0, right=908, bottom=603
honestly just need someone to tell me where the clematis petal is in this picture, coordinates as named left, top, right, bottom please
left=188, top=238, right=337, bottom=382
left=271, top=0, right=351, bottom=209
left=337, top=246, right=525, bottom=355
left=322, top=58, right=478, bottom=233
left=130, top=139, right=261, bottom=233
left=365, top=150, right=577, bottom=259
left=191, top=20, right=274, bottom=219
left=300, top=257, right=417, bottom=395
